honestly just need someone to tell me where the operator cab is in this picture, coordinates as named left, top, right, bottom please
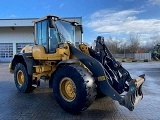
left=34, top=15, right=82, bottom=53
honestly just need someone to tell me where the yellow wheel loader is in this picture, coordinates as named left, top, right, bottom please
left=9, top=15, right=145, bottom=114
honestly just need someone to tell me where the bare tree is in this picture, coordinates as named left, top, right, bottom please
left=105, top=36, right=121, bottom=54
left=127, top=34, right=140, bottom=53
left=141, top=34, right=160, bottom=52
left=150, top=34, right=160, bottom=46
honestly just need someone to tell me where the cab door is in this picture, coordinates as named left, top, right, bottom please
left=48, top=27, right=59, bottom=53
left=36, top=20, right=49, bottom=53
left=35, top=19, right=60, bottom=53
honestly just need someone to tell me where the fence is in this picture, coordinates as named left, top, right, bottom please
left=114, top=54, right=134, bottom=59
left=135, top=53, right=151, bottom=60
left=114, top=53, right=151, bottom=60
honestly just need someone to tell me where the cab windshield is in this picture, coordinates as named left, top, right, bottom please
left=55, top=20, right=75, bottom=44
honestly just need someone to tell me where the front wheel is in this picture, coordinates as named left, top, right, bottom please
left=53, top=64, right=97, bottom=114
left=14, top=63, right=35, bottom=93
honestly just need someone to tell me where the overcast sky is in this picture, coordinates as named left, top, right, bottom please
left=0, top=0, right=160, bottom=44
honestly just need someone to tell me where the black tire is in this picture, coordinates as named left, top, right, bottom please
left=14, top=63, right=35, bottom=93
left=53, top=64, right=97, bottom=114
left=96, top=90, right=106, bottom=99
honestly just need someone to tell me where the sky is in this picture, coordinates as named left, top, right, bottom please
left=0, top=0, right=160, bottom=45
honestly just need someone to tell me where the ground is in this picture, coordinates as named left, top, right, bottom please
left=0, top=62, right=160, bottom=120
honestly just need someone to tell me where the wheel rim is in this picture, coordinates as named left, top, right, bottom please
left=60, top=77, right=76, bottom=102
left=17, top=70, right=24, bottom=86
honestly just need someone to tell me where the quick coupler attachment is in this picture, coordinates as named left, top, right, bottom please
left=120, top=74, right=145, bottom=111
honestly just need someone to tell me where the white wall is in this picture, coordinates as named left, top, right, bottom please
left=0, top=19, right=34, bottom=27
left=0, top=27, right=34, bottom=56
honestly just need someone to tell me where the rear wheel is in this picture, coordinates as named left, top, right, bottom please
left=53, top=64, right=97, bottom=114
left=14, top=63, right=35, bottom=93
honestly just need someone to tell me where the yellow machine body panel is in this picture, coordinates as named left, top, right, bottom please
left=79, top=44, right=90, bottom=55
left=32, top=64, right=57, bottom=80
left=32, top=46, right=61, bottom=60
left=17, top=43, right=71, bottom=80
left=20, top=45, right=33, bottom=53
left=32, top=43, right=70, bottom=61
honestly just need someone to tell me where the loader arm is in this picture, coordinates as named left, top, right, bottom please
left=89, top=36, right=145, bottom=111
left=69, top=36, right=145, bottom=111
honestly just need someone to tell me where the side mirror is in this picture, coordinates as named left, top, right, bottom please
left=49, top=18, right=55, bottom=28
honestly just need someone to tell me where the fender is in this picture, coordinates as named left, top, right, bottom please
left=57, top=59, right=79, bottom=67
left=10, top=53, right=34, bottom=75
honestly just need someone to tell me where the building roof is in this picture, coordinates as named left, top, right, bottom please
left=0, top=17, right=82, bottom=27
left=0, top=19, right=36, bottom=27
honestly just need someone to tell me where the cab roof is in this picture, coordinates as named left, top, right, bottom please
left=33, top=15, right=79, bottom=25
